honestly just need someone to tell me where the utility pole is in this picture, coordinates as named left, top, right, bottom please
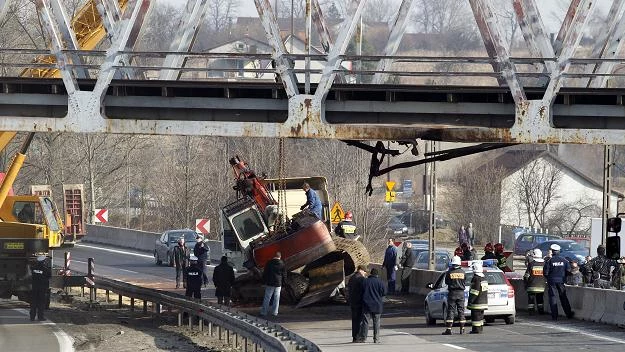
left=602, top=145, right=614, bottom=244
left=428, top=141, right=437, bottom=270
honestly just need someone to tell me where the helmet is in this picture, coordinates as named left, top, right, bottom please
left=189, top=255, right=198, bottom=261
left=550, top=243, right=561, bottom=251
left=36, top=255, right=46, bottom=262
left=484, top=242, right=494, bottom=252
left=345, top=211, right=353, bottom=221
left=471, top=260, right=483, bottom=273
left=454, top=247, right=463, bottom=256
left=450, top=256, right=461, bottom=266
left=494, top=243, right=504, bottom=254
left=532, top=248, right=542, bottom=258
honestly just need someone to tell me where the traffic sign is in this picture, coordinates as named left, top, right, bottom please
left=94, top=208, right=108, bottom=223
left=195, top=219, right=210, bottom=234
left=330, top=202, right=345, bottom=224
left=385, top=181, right=396, bottom=191
left=385, top=191, right=396, bottom=203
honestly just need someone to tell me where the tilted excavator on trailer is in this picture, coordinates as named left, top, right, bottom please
left=222, top=156, right=370, bottom=307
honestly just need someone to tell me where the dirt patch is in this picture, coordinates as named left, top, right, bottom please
left=46, top=290, right=239, bottom=352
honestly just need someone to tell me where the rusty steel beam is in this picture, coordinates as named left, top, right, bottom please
left=159, top=0, right=210, bottom=81
left=542, top=0, right=596, bottom=105
left=314, top=0, right=368, bottom=101
left=469, top=0, right=526, bottom=103
left=305, top=0, right=312, bottom=94
left=35, top=0, right=79, bottom=94
left=255, top=0, right=299, bottom=98
left=48, top=0, right=89, bottom=79
left=552, top=0, right=582, bottom=57
left=372, top=0, right=415, bottom=85
left=587, top=0, right=625, bottom=88
left=95, top=0, right=139, bottom=79
left=311, top=0, right=332, bottom=53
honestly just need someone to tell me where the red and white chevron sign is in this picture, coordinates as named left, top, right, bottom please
left=195, top=219, right=210, bottom=235
left=94, top=208, right=108, bottom=223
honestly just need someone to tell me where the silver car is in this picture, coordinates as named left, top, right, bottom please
left=154, top=229, right=197, bottom=266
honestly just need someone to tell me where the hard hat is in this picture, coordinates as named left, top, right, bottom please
left=36, top=255, right=46, bottom=262
left=454, top=247, right=463, bottom=256
left=345, top=211, right=353, bottom=221
left=494, top=243, right=504, bottom=253
left=189, top=255, right=198, bottom=261
left=451, top=256, right=461, bottom=266
left=484, top=242, right=494, bottom=252
left=471, top=260, right=483, bottom=273
left=550, top=244, right=561, bottom=251
left=532, top=248, right=542, bottom=258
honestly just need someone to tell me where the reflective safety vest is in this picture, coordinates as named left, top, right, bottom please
left=336, top=220, right=356, bottom=237
left=467, top=274, right=488, bottom=310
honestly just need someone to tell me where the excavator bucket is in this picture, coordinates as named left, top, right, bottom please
left=296, top=259, right=344, bottom=308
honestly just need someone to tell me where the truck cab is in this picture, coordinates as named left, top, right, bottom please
left=0, top=195, right=63, bottom=249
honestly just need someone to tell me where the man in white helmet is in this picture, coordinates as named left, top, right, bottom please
left=185, top=255, right=203, bottom=300
left=467, top=261, right=488, bottom=334
left=543, top=244, right=574, bottom=320
left=442, top=256, right=466, bottom=335
left=524, top=248, right=546, bottom=315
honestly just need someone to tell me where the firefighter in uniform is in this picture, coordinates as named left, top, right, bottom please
left=185, top=255, right=203, bottom=299
left=524, top=248, right=546, bottom=314
left=335, top=211, right=358, bottom=240
left=442, top=256, right=466, bottom=335
left=587, top=244, right=619, bottom=289
left=467, top=261, right=488, bottom=334
left=494, top=243, right=507, bottom=271
left=481, top=243, right=496, bottom=260
left=30, top=255, right=51, bottom=321
left=543, top=244, right=574, bottom=320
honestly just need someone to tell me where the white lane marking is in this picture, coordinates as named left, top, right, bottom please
left=14, top=308, right=74, bottom=352
left=118, top=268, right=139, bottom=274
left=519, top=322, right=625, bottom=344
left=75, top=244, right=153, bottom=259
left=442, top=343, right=466, bottom=350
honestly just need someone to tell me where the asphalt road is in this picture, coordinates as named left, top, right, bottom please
left=0, top=300, right=73, bottom=352
left=53, top=243, right=625, bottom=352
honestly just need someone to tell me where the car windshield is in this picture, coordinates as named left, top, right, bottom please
left=558, top=242, right=585, bottom=251
left=169, top=232, right=196, bottom=243
left=464, top=271, right=506, bottom=285
left=417, top=252, right=448, bottom=264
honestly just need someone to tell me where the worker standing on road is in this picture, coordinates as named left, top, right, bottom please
left=213, top=256, right=235, bottom=306
left=185, top=255, right=202, bottom=300
left=524, top=249, right=546, bottom=315
left=347, top=265, right=368, bottom=343
left=443, top=256, right=466, bottom=335
left=30, top=255, right=51, bottom=321
left=494, top=243, right=507, bottom=271
left=481, top=243, right=496, bottom=260
left=458, top=225, right=468, bottom=246
left=361, top=268, right=386, bottom=343
left=399, top=242, right=415, bottom=293
left=335, top=211, right=358, bottom=240
left=260, top=252, right=287, bottom=317
left=300, top=182, right=323, bottom=219
left=193, top=235, right=210, bottom=287
left=467, top=223, right=475, bottom=247
left=173, top=237, right=190, bottom=289
left=382, top=238, right=399, bottom=294
left=587, top=244, right=619, bottom=289
left=543, top=244, right=574, bottom=320
left=467, top=261, right=488, bottom=334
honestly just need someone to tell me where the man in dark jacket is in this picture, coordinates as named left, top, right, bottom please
left=587, top=244, right=619, bottom=289
left=185, top=255, right=203, bottom=299
left=347, top=265, right=368, bottom=343
left=382, top=238, right=399, bottom=294
left=30, top=255, right=51, bottom=321
left=213, top=256, right=235, bottom=306
left=300, top=182, right=323, bottom=219
left=173, top=237, right=190, bottom=289
left=361, top=268, right=386, bottom=343
left=193, top=235, right=210, bottom=286
left=261, top=252, right=287, bottom=317
left=481, top=243, right=496, bottom=260
left=443, top=256, right=466, bottom=335
left=543, top=244, right=574, bottom=320
left=399, top=242, right=415, bottom=293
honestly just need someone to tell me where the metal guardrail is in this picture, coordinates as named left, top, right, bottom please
left=86, top=275, right=320, bottom=352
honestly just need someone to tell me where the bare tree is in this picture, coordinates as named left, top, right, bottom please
left=547, top=198, right=601, bottom=235
left=411, top=0, right=480, bottom=50
left=207, top=0, right=239, bottom=33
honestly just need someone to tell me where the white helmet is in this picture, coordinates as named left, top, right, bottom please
left=533, top=248, right=542, bottom=258
left=550, top=244, right=561, bottom=251
left=451, top=255, right=461, bottom=266
left=36, top=255, right=46, bottom=262
left=471, top=260, right=483, bottom=274
left=189, top=255, right=198, bottom=261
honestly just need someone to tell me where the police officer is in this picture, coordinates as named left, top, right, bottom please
left=185, top=255, right=203, bottom=299
left=481, top=243, right=496, bottom=260
left=467, top=261, right=488, bottom=334
left=524, top=248, right=546, bottom=315
left=335, top=211, right=358, bottom=240
left=587, top=244, right=619, bottom=289
left=442, top=256, right=466, bottom=335
left=30, top=255, right=51, bottom=321
left=543, top=244, right=574, bottom=320
left=494, top=243, right=507, bottom=271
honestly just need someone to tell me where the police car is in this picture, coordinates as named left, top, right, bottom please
left=424, top=259, right=516, bottom=325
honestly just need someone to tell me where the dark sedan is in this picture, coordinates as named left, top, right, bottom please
left=533, top=240, right=589, bottom=264
left=154, top=229, right=197, bottom=266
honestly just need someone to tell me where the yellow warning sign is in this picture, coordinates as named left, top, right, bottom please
left=385, top=191, right=396, bottom=203
left=330, top=202, right=345, bottom=224
left=385, top=181, right=396, bottom=191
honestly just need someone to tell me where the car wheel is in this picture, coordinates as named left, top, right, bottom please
left=424, top=303, right=436, bottom=325
left=504, top=315, right=515, bottom=325
left=154, top=251, right=162, bottom=266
